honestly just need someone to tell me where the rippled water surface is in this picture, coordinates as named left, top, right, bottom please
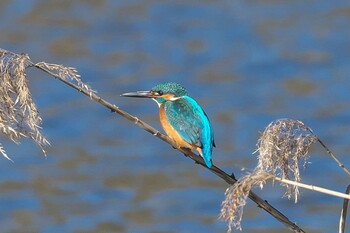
left=1, top=1, right=350, bottom=232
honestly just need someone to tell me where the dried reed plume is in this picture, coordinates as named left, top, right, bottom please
left=0, top=49, right=94, bottom=159
left=220, top=172, right=273, bottom=231
left=220, top=118, right=317, bottom=231
left=256, top=118, right=317, bottom=201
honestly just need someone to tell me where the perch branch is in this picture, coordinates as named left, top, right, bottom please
left=30, top=62, right=305, bottom=233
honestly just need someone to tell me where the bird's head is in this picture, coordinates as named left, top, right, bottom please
left=121, top=82, right=188, bottom=104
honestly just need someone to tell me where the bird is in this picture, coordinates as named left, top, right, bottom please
left=121, top=82, right=215, bottom=168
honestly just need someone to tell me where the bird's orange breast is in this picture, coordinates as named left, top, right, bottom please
left=159, top=104, right=195, bottom=150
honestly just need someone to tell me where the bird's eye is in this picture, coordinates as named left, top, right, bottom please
left=158, top=91, right=163, bottom=96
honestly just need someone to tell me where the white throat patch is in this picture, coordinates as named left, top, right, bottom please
left=152, top=96, right=182, bottom=108
left=152, top=98, right=161, bottom=107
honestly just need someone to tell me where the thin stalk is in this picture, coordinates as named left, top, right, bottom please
left=306, top=127, right=350, bottom=176
left=339, top=184, right=350, bottom=233
left=273, top=176, right=350, bottom=200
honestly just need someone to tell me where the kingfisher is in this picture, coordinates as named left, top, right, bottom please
left=121, top=82, right=215, bottom=168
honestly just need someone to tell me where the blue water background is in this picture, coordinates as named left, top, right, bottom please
left=1, top=0, right=350, bottom=232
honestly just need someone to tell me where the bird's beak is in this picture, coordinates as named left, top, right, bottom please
left=121, top=90, right=158, bottom=98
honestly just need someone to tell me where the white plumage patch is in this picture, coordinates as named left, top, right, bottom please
left=152, top=98, right=161, bottom=107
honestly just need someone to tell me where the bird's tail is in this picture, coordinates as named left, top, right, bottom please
left=198, top=147, right=212, bottom=168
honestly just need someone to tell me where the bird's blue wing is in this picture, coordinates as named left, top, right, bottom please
left=164, top=96, right=214, bottom=166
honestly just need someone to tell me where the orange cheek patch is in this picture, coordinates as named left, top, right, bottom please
left=161, top=93, right=175, bottom=100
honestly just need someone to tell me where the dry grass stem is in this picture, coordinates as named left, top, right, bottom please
left=307, top=128, right=350, bottom=176
left=339, top=184, right=350, bottom=233
left=273, top=176, right=350, bottom=200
